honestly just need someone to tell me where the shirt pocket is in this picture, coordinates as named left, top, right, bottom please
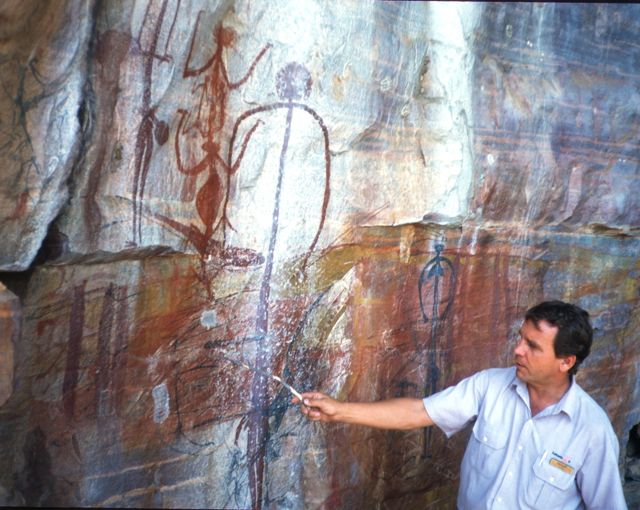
left=526, top=453, right=580, bottom=507
left=466, top=418, right=508, bottom=477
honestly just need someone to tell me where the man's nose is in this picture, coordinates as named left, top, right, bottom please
left=513, top=338, right=525, bottom=356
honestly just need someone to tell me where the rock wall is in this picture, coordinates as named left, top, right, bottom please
left=0, top=2, right=638, bottom=508
left=0, top=283, right=19, bottom=408
left=0, top=0, right=92, bottom=271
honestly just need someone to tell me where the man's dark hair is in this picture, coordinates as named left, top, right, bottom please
left=525, top=300, right=593, bottom=376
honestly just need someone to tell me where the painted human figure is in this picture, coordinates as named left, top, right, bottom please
left=417, top=242, right=456, bottom=455
left=174, top=12, right=270, bottom=254
left=228, top=62, right=330, bottom=334
left=226, top=62, right=331, bottom=510
left=131, top=0, right=178, bottom=244
left=158, top=18, right=273, bottom=465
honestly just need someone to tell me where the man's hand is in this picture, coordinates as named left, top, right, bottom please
left=293, top=392, right=434, bottom=430
left=293, top=392, right=342, bottom=422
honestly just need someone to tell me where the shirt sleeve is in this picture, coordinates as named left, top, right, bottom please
left=422, top=369, right=492, bottom=438
left=576, top=425, right=628, bottom=510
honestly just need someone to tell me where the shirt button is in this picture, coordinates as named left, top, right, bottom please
left=497, top=497, right=503, bottom=503
left=518, top=445, right=523, bottom=451
left=550, top=477, right=555, bottom=482
left=508, top=471, right=513, bottom=477
left=483, top=436, right=488, bottom=442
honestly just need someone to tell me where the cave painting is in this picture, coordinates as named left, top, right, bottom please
left=418, top=243, right=456, bottom=456
left=165, top=60, right=331, bottom=509
left=227, top=61, right=331, bottom=343
left=225, top=62, right=331, bottom=509
left=131, top=0, right=179, bottom=245
left=59, top=281, right=129, bottom=423
left=158, top=13, right=271, bottom=297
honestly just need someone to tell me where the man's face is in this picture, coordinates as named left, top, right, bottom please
left=513, top=319, right=567, bottom=386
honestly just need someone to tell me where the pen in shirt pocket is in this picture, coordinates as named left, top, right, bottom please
left=538, top=449, right=548, bottom=466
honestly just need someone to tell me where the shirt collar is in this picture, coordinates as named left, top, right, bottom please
left=510, top=368, right=578, bottom=420
left=556, top=376, right=579, bottom=419
left=511, top=369, right=529, bottom=407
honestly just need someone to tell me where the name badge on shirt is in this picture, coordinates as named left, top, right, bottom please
left=549, top=457, right=574, bottom=475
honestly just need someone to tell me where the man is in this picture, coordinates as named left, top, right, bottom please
left=297, top=301, right=627, bottom=509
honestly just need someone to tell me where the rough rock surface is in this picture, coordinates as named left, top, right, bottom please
left=56, top=1, right=480, bottom=257
left=0, top=0, right=93, bottom=270
left=0, top=1, right=638, bottom=509
left=472, top=3, right=640, bottom=230
left=0, top=283, right=19, bottom=407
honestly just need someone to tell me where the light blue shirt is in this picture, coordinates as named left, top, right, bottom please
left=423, top=367, right=627, bottom=510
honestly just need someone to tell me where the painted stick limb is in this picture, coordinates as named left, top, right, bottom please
left=220, top=116, right=264, bottom=240
left=164, top=0, right=180, bottom=56
left=423, top=273, right=441, bottom=458
left=296, top=104, right=331, bottom=270
left=226, top=102, right=331, bottom=270
left=228, top=42, right=272, bottom=89
left=174, top=109, right=209, bottom=176
left=228, top=119, right=263, bottom=174
left=132, top=117, right=153, bottom=244
left=182, top=10, right=217, bottom=78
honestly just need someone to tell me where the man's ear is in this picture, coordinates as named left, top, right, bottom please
left=560, top=355, right=577, bottom=373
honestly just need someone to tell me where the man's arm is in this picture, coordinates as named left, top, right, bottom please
left=294, top=392, right=434, bottom=430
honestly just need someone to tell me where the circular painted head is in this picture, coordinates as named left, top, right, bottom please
left=216, top=25, right=236, bottom=47
left=276, top=62, right=312, bottom=101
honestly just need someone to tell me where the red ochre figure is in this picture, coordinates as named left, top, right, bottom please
left=174, top=14, right=271, bottom=254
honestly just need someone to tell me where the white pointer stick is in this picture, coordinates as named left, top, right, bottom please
left=225, top=356, right=304, bottom=401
